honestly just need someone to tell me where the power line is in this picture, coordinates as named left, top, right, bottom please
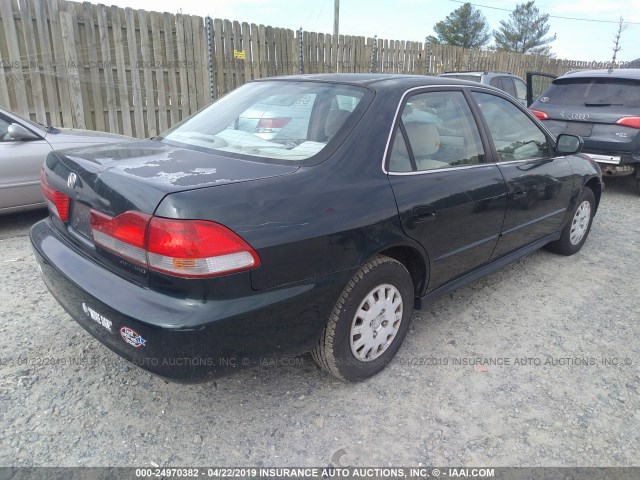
left=449, top=0, right=640, bottom=25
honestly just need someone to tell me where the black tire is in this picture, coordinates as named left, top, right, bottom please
left=312, top=255, right=414, bottom=381
left=546, top=187, right=595, bottom=256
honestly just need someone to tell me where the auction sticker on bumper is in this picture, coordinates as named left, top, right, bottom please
left=82, top=303, right=113, bottom=332
left=120, top=326, right=146, bottom=348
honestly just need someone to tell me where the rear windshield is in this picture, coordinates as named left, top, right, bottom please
left=159, top=81, right=371, bottom=164
left=541, top=78, right=640, bottom=107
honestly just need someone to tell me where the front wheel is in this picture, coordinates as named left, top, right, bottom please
left=546, top=187, right=595, bottom=256
left=312, top=255, right=414, bottom=381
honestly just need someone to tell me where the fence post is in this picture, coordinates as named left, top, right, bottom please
left=369, top=35, right=377, bottom=73
left=425, top=42, right=432, bottom=76
left=298, top=26, right=304, bottom=74
left=205, top=16, right=215, bottom=100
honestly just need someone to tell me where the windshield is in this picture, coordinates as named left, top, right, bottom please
left=159, top=81, right=371, bottom=164
left=541, top=78, right=640, bottom=107
left=6, top=110, right=48, bottom=131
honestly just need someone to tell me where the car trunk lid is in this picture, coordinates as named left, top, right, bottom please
left=43, top=139, right=298, bottom=285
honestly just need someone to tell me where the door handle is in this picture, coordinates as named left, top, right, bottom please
left=411, top=205, right=436, bottom=222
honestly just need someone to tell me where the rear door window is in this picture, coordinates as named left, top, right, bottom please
left=499, top=77, right=517, bottom=97
left=388, top=90, right=485, bottom=172
left=489, top=77, right=503, bottom=90
left=514, top=78, right=527, bottom=102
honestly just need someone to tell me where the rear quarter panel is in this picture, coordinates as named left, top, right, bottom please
left=155, top=161, right=413, bottom=290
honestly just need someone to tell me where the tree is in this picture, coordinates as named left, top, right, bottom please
left=426, top=3, right=491, bottom=49
left=493, top=1, right=556, bottom=56
left=609, top=17, right=627, bottom=69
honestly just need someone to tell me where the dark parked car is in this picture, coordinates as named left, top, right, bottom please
left=30, top=74, right=602, bottom=382
left=529, top=69, right=640, bottom=193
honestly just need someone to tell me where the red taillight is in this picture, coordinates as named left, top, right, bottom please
left=40, top=168, right=70, bottom=221
left=147, top=218, right=260, bottom=277
left=530, top=109, right=549, bottom=120
left=615, top=116, right=640, bottom=129
left=90, top=210, right=151, bottom=265
left=89, top=210, right=260, bottom=278
left=256, top=117, right=291, bottom=130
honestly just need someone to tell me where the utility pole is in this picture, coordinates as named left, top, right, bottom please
left=333, top=0, right=339, bottom=38
left=333, top=0, right=340, bottom=72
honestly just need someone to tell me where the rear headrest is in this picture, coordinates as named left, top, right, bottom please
left=404, top=122, right=440, bottom=156
left=325, top=109, right=351, bottom=138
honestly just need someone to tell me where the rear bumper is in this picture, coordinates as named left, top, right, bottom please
left=581, top=149, right=640, bottom=166
left=30, top=218, right=349, bottom=382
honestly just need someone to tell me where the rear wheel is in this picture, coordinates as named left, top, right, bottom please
left=312, top=255, right=414, bottom=381
left=546, top=187, right=595, bottom=256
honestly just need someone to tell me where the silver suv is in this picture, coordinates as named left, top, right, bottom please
left=438, top=71, right=528, bottom=106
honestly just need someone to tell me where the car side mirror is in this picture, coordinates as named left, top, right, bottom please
left=7, top=123, right=39, bottom=141
left=556, top=134, right=583, bottom=155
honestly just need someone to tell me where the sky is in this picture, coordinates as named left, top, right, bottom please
left=101, top=0, right=640, bottom=62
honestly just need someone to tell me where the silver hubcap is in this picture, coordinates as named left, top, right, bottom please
left=569, top=200, right=591, bottom=245
left=350, top=284, right=403, bottom=362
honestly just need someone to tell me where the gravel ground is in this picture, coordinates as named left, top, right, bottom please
left=0, top=177, right=638, bottom=468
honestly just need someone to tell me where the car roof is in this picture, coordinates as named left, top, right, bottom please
left=253, top=73, right=492, bottom=90
left=440, top=71, right=514, bottom=76
left=558, top=68, right=640, bottom=80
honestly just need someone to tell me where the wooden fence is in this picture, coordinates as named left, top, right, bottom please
left=0, top=0, right=625, bottom=138
left=0, top=0, right=210, bottom=137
